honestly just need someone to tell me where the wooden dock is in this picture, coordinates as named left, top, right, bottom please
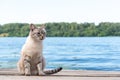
left=0, top=69, right=120, bottom=80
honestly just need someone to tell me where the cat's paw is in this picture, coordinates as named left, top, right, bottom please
left=38, top=72, right=46, bottom=76
left=25, top=69, right=31, bottom=76
left=25, top=73, right=31, bottom=76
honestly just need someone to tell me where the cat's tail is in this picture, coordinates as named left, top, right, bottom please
left=44, top=67, right=62, bottom=75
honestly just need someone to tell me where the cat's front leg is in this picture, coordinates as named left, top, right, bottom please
left=37, top=62, right=45, bottom=76
left=17, top=60, right=25, bottom=75
left=24, top=56, right=31, bottom=76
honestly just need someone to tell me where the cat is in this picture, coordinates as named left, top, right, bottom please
left=17, top=24, right=62, bottom=76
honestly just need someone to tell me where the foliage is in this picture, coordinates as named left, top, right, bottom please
left=0, top=22, right=120, bottom=37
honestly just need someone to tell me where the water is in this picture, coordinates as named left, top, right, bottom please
left=0, top=37, right=120, bottom=71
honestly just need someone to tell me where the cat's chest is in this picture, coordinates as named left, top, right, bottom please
left=21, top=43, right=43, bottom=57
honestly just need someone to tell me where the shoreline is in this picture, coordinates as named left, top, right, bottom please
left=0, top=69, right=120, bottom=80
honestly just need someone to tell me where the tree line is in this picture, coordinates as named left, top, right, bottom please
left=0, top=22, right=120, bottom=37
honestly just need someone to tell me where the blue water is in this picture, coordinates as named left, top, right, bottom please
left=0, top=37, right=120, bottom=71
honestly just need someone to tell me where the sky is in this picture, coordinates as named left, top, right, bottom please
left=0, top=0, right=120, bottom=24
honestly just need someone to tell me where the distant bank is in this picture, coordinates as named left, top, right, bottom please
left=0, top=22, right=120, bottom=37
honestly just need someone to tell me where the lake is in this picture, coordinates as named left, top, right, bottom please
left=0, top=37, right=120, bottom=71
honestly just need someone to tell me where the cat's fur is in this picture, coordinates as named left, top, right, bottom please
left=17, top=24, right=62, bottom=76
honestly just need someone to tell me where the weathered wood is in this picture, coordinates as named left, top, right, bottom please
left=0, top=69, right=120, bottom=80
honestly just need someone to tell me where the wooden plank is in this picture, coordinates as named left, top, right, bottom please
left=0, top=69, right=120, bottom=80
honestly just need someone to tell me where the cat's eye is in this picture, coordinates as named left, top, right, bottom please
left=41, top=31, right=45, bottom=34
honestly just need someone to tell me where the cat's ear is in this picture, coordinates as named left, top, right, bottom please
left=30, top=24, right=36, bottom=31
left=40, top=24, right=46, bottom=29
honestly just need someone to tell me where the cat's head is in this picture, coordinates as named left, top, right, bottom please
left=29, top=24, right=46, bottom=41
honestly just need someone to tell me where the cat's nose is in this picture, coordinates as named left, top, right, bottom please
left=38, top=32, right=40, bottom=35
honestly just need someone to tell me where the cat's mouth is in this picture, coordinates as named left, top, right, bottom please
left=39, top=35, right=44, bottom=40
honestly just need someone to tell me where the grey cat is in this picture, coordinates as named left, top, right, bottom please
left=17, top=24, right=62, bottom=76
